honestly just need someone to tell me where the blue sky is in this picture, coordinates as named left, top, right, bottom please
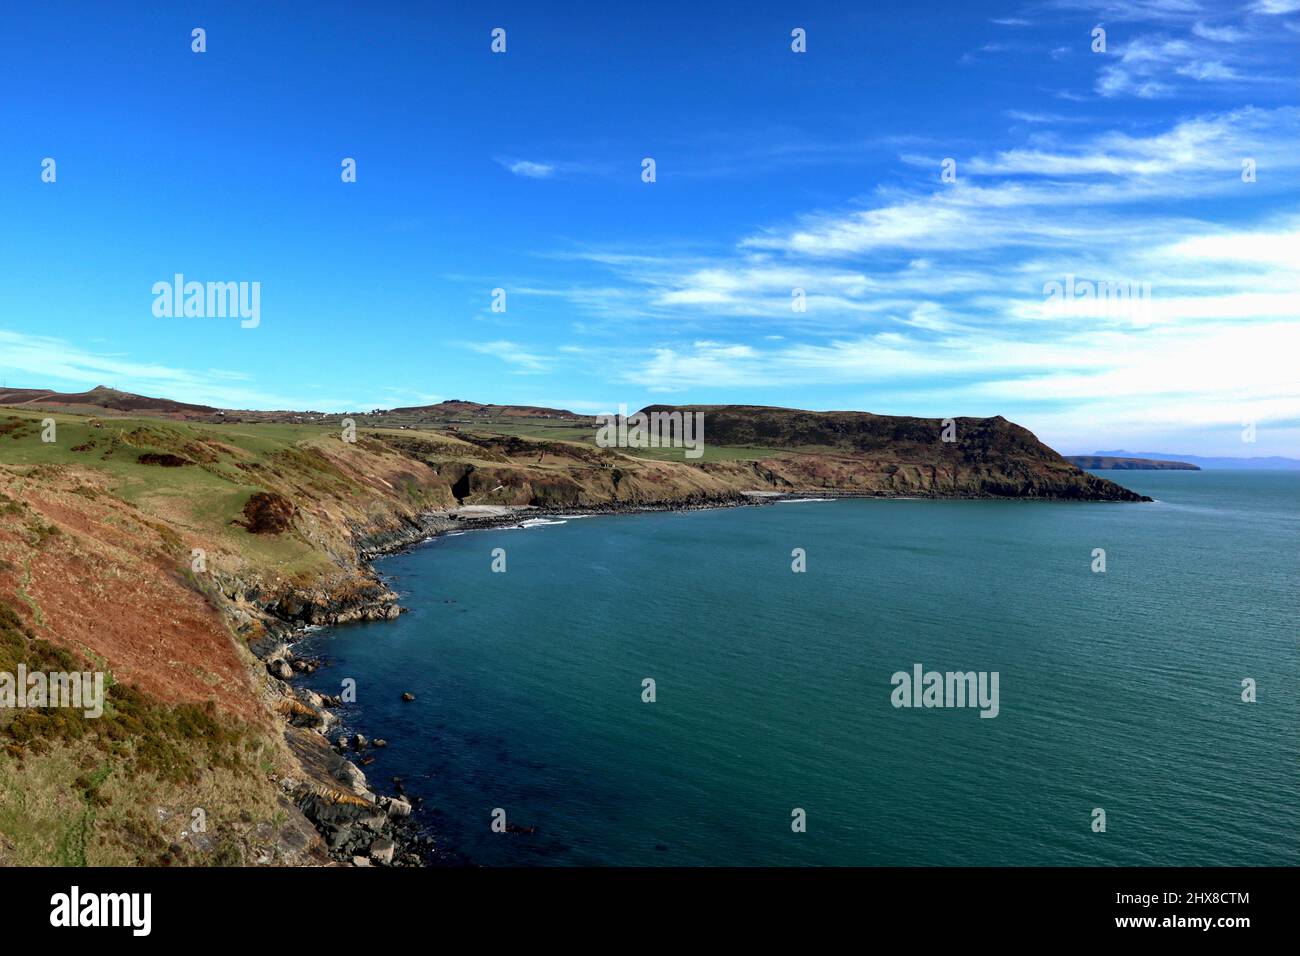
left=1, top=0, right=1297, bottom=455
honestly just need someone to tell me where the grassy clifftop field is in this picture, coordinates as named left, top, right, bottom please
left=0, top=395, right=1145, bottom=864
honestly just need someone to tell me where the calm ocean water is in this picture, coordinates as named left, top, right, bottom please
left=300, top=471, right=1299, bottom=865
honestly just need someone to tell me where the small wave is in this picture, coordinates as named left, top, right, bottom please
left=520, top=518, right=568, bottom=528
left=777, top=498, right=836, bottom=503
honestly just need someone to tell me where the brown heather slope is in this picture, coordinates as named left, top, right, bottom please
left=0, top=414, right=470, bottom=865
left=0, top=467, right=258, bottom=717
left=0, top=469, right=325, bottom=865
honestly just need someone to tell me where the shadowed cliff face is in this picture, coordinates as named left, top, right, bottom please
left=643, top=405, right=1059, bottom=461
left=628, top=406, right=1150, bottom=502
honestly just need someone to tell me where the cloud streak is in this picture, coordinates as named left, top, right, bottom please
left=499, top=159, right=557, bottom=179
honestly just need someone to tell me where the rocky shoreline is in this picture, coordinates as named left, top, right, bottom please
left=243, top=494, right=766, bottom=866
left=247, top=486, right=1153, bottom=866
left=254, top=637, right=434, bottom=866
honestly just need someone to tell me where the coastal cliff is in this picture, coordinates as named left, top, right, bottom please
left=0, top=398, right=1147, bottom=865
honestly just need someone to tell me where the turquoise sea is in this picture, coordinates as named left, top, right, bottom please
left=300, top=471, right=1300, bottom=865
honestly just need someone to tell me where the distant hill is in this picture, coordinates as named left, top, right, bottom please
left=387, top=399, right=586, bottom=420
left=0, top=388, right=586, bottom=424
left=1091, top=450, right=1300, bottom=470
left=1066, top=455, right=1199, bottom=470
left=0, top=385, right=218, bottom=417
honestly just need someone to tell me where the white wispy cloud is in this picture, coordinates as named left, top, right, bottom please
left=1088, top=5, right=1290, bottom=100
left=1192, top=21, right=1247, bottom=42
left=965, top=106, right=1294, bottom=179
left=499, top=159, right=556, bottom=179
left=462, top=339, right=550, bottom=373
left=1047, top=1, right=1208, bottom=25
left=1253, top=0, right=1300, bottom=13
left=1005, top=109, right=1081, bottom=124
